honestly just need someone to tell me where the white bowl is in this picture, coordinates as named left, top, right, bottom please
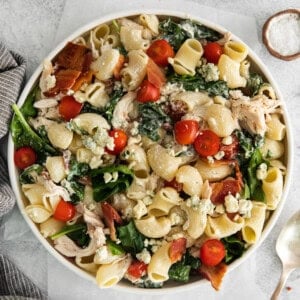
left=8, top=9, right=294, bottom=294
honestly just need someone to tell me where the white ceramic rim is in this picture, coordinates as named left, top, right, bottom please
left=7, top=8, right=294, bottom=295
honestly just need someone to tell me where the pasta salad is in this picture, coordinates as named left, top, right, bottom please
left=10, top=14, right=287, bottom=290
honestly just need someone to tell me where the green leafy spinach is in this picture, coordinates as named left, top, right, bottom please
left=91, top=165, right=134, bottom=202
left=117, top=220, right=145, bottom=254
left=247, top=73, right=264, bottom=96
left=221, top=235, right=246, bottom=264
left=168, top=73, right=229, bottom=98
left=138, top=103, right=171, bottom=141
left=19, top=164, right=44, bottom=184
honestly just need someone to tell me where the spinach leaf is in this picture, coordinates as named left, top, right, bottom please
left=138, top=103, right=171, bottom=141
left=221, top=235, right=246, bottom=264
left=19, top=164, right=44, bottom=184
left=117, top=220, right=145, bottom=254
left=247, top=149, right=267, bottom=202
left=104, top=86, right=125, bottom=122
left=247, top=73, right=264, bottom=96
left=159, top=18, right=221, bottom=51
left=107, top=239, right=125, bottom=255
left=51, top=223, right=90, bottom=248
left=11, top=103, right=56, bottom=155
left=135, top=277, right=163, bottom=288
left=168, top=73, right=229, bottom=98
left=168, top=252, right=201, bottom=282
left=91, top=165, right=134, bottom=202
left=69, top=181, right=85, bottom=204
left=81, top=102, right=104, bottom=114
left=67, top=160, right=90, bottom=181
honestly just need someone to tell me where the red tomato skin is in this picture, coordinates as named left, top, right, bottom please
left=14, top=146, right=37, bottom=169
left=174, top=120, right=199, bottom=145
left=203, top=42, right=223, bottom=64
left=219, top=135, right=239, bottom=160
left=58, top=95, right=83, bottom=121
left=127, top=260, right=148, bottom=279
left=137, top=80, right=160, bottom=103
left=146, top=39, right=175, bottom=67
left=200, top=239, right=226, bottom=267
left=106, top=129, right=128, bottom=155
left=53, top=199, right=76, bottom=222
left=194, top=130, right=220, bottom=157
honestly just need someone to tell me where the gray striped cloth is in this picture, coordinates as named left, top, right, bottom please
left=0, top=43, right=46, bottom=299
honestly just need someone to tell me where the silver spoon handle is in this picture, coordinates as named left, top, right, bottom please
left=271, top=266, right=294, bottom=300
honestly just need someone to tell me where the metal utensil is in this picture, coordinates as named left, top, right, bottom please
left=271, top=210, right=300, bottom=300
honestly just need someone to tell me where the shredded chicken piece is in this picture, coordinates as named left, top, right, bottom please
left=87, top=225, right=106, bottom=247
left=230, top=94, right=280, bottom=136
left=43, top=179, right=71, bottom=202
left=111, top=92, right=138, bottom=130
left=54, top=235, right=97, bottom=257
left=39, top=60, right=56, bottom=94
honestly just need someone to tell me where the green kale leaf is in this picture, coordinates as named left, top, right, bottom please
left=221, top=235, right=246, bottom=264
left=91, top=165, right=134, bottom=202
left=19, top=164, right=44, bottom=184
left=138, top=103, right=171, bottom=141
left=168, top=73, right=229, bottom=98
left=51, top=223, right=90, bottom=248
left=117, top=220, right=145, bottom=254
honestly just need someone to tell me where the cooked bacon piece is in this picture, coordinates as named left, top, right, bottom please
left=163, top=100, right=188, bottom=122
left=169, top=237, right=187, bottom=263
left=199, top=263, right=227, bottom=290
left=220, top=135, right=239, bottom=160
left=101, top=202, right=122, bottom=241
left=54, top=42, right=92, bottom=72
left=113, top=54, right=126, bottom=80
left=44, top=69, right=81, bottom=97
left=210, top=178, right=242, bottom=204
left=72, top=70, right=94, bottom=92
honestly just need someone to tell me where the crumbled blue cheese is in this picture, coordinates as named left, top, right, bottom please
left=94, top=127, right=115, bottom=150
left=186, top=196, right=215, bottom=214
left=215, top=204, right=225, bottom=214
left=224, top=194, right=239, bottom=213
left=214, top=150, right=225, bottom=160
left=133, top=200, right=148, bottom=219
left=61, top=179, right=76, bottom=195
left=207, top=156, right=215, bottom=164
left=136, top=248, right=151, bottom=264
left=256, top=163, right=268, bottom=180
left=144, top=238, right=163, bottom=253
left=130, top=121, right=139, bottom=136
left=198, top=63, right=219, bottom=82
left=238, top=199, right=253, bottom=218
left=170, top=212, right=184, bottom=226
left=103, top=171, right=118, bottom=183
left=222, top=135, right=233, bottom=146
left=179, top=22, right=195, bottom=38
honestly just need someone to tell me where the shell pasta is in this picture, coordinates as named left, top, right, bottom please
left=11, top=13, right=288, bottom=292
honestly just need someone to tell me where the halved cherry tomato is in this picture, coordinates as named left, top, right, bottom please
left=203, top=42, right=223, bottom=64
left=137, top=79, right=160, bottom=103
left=127, top=260, right=148, bottom=279
left=53, top=199, right=76, bottom=222
left=58, top=95, right=83, bottom=121
left=200, top=239, right=226, bottom=267
left=146, top=58, right=166, bottom=88
left=106, top=129, right=128, bottom=155
left=14, top=146, right=37, bottom=169
left=164, top=179, right=183, bottom=192
left=169, top=238, right=187, bottom=263
left=174, top=120, right=199, bottom=145
left=146, top=39, right=175, bottom=67
left=194, top=130, right=220, bottom=157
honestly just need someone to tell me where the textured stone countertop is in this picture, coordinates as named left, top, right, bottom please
left=1, top=0, right=300, bottom=299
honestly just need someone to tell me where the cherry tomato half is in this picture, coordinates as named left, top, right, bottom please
left=194, top=130, right=220, bottom=157
left=53, top=199, right=76, bottom=222
left=106, top=129, right=128, bottom=155
left=127, top=260, right=148, bottom=279
left=200, top=239, right=226, bottom=267
left=174, top=120, right=199, bottom=145
left=203, top=42, right=223, bottom=64
left=146, top=39, right=175, bottom=67
left=137, top=79, right=160, bottom=103
left=59, top=95, right=83, bottom=121
left=14, top=146, right=37, bottom=169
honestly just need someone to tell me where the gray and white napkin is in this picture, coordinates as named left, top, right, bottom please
left=0, top=42, right=26, bottom=217
left=0, top=42, right=46, bottom=300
